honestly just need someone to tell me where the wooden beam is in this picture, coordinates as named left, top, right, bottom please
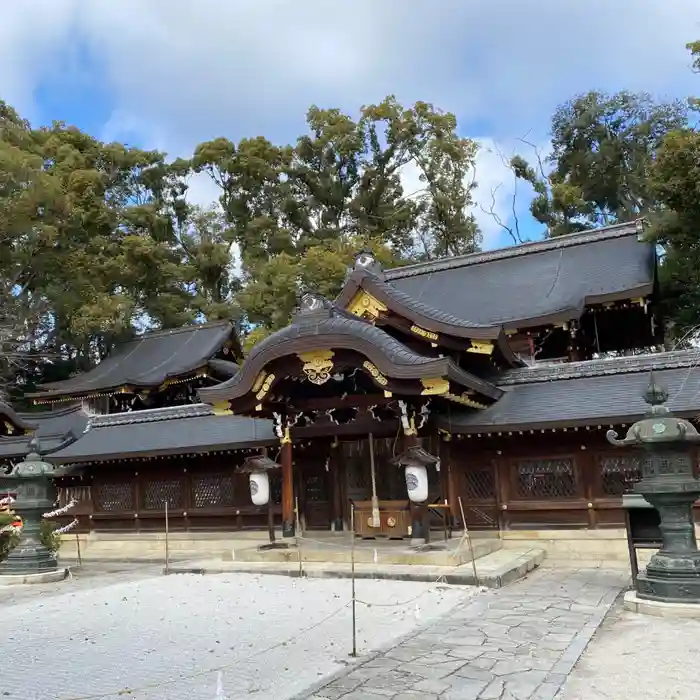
left=290, top=394, right=392, bottom=411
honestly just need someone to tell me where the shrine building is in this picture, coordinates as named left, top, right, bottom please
left=6, top=219, right=699, bottom=562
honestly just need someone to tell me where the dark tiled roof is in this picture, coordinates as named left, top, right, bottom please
left=27, top=321, right=237, bottom=400
left=441, top=351, right=700, bottom=433
left=337, top=269, right=501, bottom=336
left=385, top=221, right=655, bottom=329
left=0, top=405, right=89, bottom=459
left=51, top=404, right=276, bottom=463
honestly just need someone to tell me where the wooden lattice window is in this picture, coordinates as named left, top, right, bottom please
left=516, top=458, right=577, bottom=499
left=142, top=478, right=183, bottom=510
left=94, top=482, right=134, bottom=512
left=599, top=455, right=642, bottom=496
left=465, top=468, right=495, bottom=500
left=192, top=475, right=235, bottom=508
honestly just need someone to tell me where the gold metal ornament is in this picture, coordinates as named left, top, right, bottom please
left=297, top=350, right=335, bottom=385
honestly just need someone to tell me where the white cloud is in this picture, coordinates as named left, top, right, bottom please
left=3, top=1, right=699, bottom=147
left=2, top=0, right=698, bottom=253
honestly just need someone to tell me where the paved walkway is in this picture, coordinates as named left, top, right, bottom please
left=303, top=568, right=629, bottom=700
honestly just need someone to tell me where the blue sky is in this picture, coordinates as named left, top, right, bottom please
left=3, top=0, right=700, bottom=249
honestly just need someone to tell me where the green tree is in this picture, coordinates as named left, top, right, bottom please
left=193, top=96, right=479, bottom=334
left=650, top=121, right=700, bottom=338
left=0, top=101, right=216, bottom=376
left=511, top=91, right=688, bottom=237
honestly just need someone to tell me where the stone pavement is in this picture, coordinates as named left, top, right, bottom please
left=303, top=568, right=630, bottom=700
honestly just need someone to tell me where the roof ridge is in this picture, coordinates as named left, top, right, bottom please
left=497, top=349, right=700, bottom=385
left=116, top=320, right=234, bottom=345
left=90, top=403, right=214, bottom=428
left=385, top=220, right=642, bottom=280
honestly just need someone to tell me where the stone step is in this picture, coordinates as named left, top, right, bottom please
left=233, top=536, right=501, bottom=566
left=165, top=547, right=546, bottom=589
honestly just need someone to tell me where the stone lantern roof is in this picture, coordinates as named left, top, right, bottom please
left=607, top=373, right=700, bottom=448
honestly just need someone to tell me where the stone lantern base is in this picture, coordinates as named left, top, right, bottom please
left=634, top=487, right=700, bottom=605
left=0, top=569, right=68, bottom=586
left=0, top=542, right=58, bottom=575
left=636, top=560, right=700, bottom=604
left=624, top=590, right=700, bottom=618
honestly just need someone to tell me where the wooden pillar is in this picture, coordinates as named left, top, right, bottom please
left=281, top=438, right=295, bottom=537
left=579, top=447, right=597, bottom=529
left=441, top=437, right=458, bottom=531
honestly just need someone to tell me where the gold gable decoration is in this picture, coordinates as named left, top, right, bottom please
left=297, top=350, right=335, bottom=385
left=420, top=377, right=449, bottom=396
left=212, top=401, right=233, bottom=416
left=346, top=290, right=387, bottom=322
left=467, top=340, right=493, bottom=355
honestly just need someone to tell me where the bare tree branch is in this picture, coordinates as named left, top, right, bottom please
left=475, top=142, right=524, bottom=245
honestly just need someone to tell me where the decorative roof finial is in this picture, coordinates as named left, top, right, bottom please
left=644, top=371, right=669, bottom=407
left=26, top=437, right=41, bottom=458
left=353, top=248, right=384, bottom=278
left=294, top=287, right=332, bottom=323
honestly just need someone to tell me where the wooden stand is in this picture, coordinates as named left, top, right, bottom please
left=353, top=500, right=410, bottom=539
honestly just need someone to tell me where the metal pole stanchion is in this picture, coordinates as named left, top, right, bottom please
left=164, top=500, right=170, bottom=575
left=295, top=496, right=303, bottom=578
left=458, top=496, right=479, bottom=587
left=350, top=503, right=357, bottom=657
left=75, top=531, right=82, bottom=569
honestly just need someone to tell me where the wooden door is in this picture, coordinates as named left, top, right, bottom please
left=300, top=458, right=332, bottom=530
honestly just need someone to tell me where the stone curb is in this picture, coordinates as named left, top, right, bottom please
left=549, top=586, right=623, bottom=680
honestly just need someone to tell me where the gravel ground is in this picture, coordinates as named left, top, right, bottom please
left=3, top=572, right=474, bottom=700
left=558, top=601, right=700, bottom=700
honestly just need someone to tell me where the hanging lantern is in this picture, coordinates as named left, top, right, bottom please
left=249, top=471, right=270, bottom=506
left=391, top=444, right=439, bottom=504
left=404, top=464, right=429, bottom=503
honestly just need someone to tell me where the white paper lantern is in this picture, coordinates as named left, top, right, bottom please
left=405, top=464, right=428, bottom=503
left=249, top=471, right=270, bottom=506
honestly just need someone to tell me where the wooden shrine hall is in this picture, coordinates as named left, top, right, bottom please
left=7, top=219, right=700, bottom=559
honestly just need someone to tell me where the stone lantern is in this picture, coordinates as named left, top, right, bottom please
left=238, top=449, right=285, bottom=548
left=0, top=439, right=59, bottom=576
left=607, top=374, right=700, bottom=603
left=391, top=444, right=440, bottom=544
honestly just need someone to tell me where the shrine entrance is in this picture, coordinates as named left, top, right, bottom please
left=199, top=290, right=504, bottom=541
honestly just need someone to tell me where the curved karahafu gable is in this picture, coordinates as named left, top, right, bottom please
left=198, top=292, right=502, bottom=409
left=335, top=250, right=523, bottom=367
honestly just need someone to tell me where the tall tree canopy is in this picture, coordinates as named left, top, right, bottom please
left=0, top=95, right=481, bottom=381
left=644, top=40, right=700, bottom=339
left=193, top=97, right=480, bottom=339
left=511, top=91, right=688, bottom=237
